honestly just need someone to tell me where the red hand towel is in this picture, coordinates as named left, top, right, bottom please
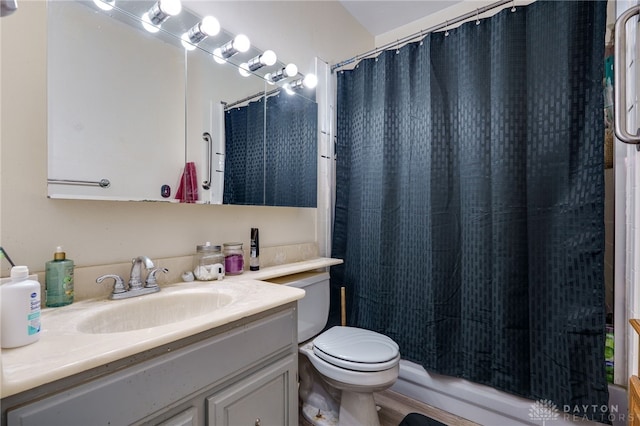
left=175, top=162, right=199, bottom=203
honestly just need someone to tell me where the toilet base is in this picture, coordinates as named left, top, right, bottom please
left=338, top=390, right=381, bottom=426
left=301, top=401, right=339, bottom=426
left=301, top=391, right=381, bottom=426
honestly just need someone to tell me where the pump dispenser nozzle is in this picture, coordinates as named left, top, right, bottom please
left=53, top=246, right=66, bottom=261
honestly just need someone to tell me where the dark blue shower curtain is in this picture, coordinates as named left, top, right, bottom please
left=224, top=93, right=318, bottom=206
left=265, top=93, right=318, bottom=207
left=332, top=1, right=608, bottom=421
left=224, top=98, right=265, bottom=205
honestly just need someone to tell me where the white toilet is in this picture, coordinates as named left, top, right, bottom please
left=270, top=271, right=400, bottom=426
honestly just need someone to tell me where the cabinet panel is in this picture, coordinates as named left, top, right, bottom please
left=6, top=307, right=296, bottom=426
left=207, top=354, right=297, bottom=426
left=157, top=407, right=199, bottom=426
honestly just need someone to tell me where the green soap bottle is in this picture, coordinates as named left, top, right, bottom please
left=45, top=246, right=74, bottom=307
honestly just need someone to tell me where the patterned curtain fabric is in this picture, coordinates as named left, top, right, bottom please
left=224, top=98, right=265, bottom=205
left=224, top=93, right=318, bottom=206
left=331, top=1, right=608, bottom=421
left=265, top=93, right=318, bottom=207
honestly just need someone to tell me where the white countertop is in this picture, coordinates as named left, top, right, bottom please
left=1, top=257, right=342, bottom=398
left=238, top=257, right=343, bottom=280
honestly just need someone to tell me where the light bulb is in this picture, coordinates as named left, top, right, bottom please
left=217, top=35, right=250, bottom=61
left=303, top=73, right=318, bottom=89
left=248, top=50, right=278, bottom=72
left=284, top=63, right=298, bottom=77
left=261, top=50, right=277, bottom=66
left=181, top=16, right=220, bottom=50
left=266, top=64, right=298, bottom=83
left=141, top=12, right=160, bottom=33
left=181, top=33, right=197, bottom=51
left=212, top=48, right=226, bottom=64
left=142, top=0, right=181, bottom=33
left=264, top=73, right=276, bottom=85
left=158, top=0, right=181, bottom=16
left=283, top=83, right=295, bottom=95
left=238, top=63, right=251, bottom=77
left=93, top=0, right=115, bottom=11
left=233, top=34, right=251, bottom=53
left=200, top=16, right=220, bottom=36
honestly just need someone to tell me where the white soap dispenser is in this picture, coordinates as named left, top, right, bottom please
left=1, top=265, right=42, bottom=348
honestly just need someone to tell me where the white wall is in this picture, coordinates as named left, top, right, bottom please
left=0, top=1, right=372, bottom=278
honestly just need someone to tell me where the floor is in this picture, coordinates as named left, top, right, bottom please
left=300, top=389, right=479, bottom=426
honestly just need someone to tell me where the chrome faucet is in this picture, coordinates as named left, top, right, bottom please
left=96, top=255, right=164, bottom=300
left=129, top=255, right=155, bottom=290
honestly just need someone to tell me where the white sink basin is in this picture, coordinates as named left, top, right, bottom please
left=77, top=290, right=233, bottom=334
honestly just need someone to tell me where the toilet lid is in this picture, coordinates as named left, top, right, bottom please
left=312, top=326, right=400, bottom=372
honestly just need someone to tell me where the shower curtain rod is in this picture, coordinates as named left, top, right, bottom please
left=331, top=0, right=514, bottom=72
left=223, top=87, right=281, bottom=110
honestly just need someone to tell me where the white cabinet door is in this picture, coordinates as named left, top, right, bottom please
left=207, top=354, right=297, bottom=426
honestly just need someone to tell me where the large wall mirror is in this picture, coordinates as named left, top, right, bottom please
left=47, top=0, right=317, bottom=207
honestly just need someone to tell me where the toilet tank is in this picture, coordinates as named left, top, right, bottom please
left=265, top=271, right=329, bottom=343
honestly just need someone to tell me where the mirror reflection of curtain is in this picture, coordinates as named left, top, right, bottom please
left=265, top=94, right=318, bottom=207
left=224, top=98, right=265, bottom=205
left=332, top=1, right=607, bottom=421
left=224, top=93, right=318, bottom=207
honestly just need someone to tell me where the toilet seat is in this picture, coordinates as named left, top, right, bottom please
left=312, top=326, right=400, bottom=372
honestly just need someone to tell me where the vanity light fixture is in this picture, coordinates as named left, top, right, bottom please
left=265, top=63, right=298, bottom=85
left=303, top=73, right=318, bottom=89
left=93, top=0, right=115, bottom=11
left=181, top=16, right=220, bottom=50
left=238, top=63, right=252, bottom=77
left=238, top=50, right=277, bottom=78
left=212, top=48, right=226, bottom=64
left=248, top=50, right=277, bottom=71
left=141, top=0, right=182, bottom=34
left=212, top=34, right=251, bottom=64
left=284, top=73, right=318, bottom=94
left=283, top=82, right=296, bottom=95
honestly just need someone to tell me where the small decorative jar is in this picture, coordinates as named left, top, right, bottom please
left=193, top=242, right=225, bottom=281
left=223, top=242, right=244, bottom=275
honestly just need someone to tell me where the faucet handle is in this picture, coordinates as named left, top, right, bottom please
left=146, top=267, right=169, bottom=288
left=96, top=274, right=126, bottom=294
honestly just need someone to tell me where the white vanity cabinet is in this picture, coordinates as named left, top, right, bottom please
left=2, top=304, right=299, bottom=426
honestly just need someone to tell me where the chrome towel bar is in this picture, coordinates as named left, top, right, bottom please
left=48, top=178, right=111, bottom=188
left=202, top=132, right=212, bottom=190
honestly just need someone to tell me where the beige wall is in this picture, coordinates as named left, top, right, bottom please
left=0, top=1, right=372, bottom=277
left=375, top=0, right=536, bottom=50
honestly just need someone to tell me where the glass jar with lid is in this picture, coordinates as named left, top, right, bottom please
left=223, top=242, right=244, bottom=275
left=193, top=242, right=225, bottom=281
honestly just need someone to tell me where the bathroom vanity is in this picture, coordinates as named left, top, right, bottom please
left=0, top=258, right=342, bottom=426
left=4, top=305, right=297, bottom=425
